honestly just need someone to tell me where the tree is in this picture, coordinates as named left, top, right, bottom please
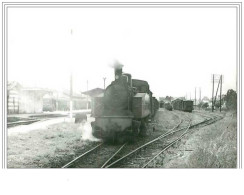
left=197, top=102, right=203, bottom=109
left=225, top=89, right=237, bottom=110
left=202, top=102, right=209, bottom=109
left=215, top=100, right=221, bottom=108
left=165, top=96, right=173, bottom=102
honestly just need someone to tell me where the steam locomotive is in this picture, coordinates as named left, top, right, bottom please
left=91, top=63, right=159, bottom=142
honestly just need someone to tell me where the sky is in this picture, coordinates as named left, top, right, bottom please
left=8, top=7, right=237, bottom=99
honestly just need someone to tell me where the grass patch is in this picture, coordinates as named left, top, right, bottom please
left=187, top=115, right=237, bottom=168
left=8, top=122, right=95, bottom=168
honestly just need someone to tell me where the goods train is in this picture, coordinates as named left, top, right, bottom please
left=159, top=101, right=164, bottom=108
left=164, top=102, right=173, bottom=111
left=91, top=64, right=159, bottom=142
left=172, top=99, right=194, bottom=112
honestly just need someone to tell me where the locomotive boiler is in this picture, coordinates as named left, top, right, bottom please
left=91, top=63, right=158, bottom=142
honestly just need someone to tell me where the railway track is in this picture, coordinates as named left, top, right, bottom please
left=7, top=115, right=63, bottom=128
left=142, top=121, right=192, bottom=168
left=61, top=142, right=127, bottom=168
left=61, top=112, right=223, bottom=168
left=105, top=119, right=192, bottom=168
left=7, top=119, right=42, bottom=127
left=104, top=113, right=222, bottom=168
left=61, top=119, right=183, bottom=168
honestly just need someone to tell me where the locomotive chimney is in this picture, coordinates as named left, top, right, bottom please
left=115, top=68, right=122, bottom=79
left=113, top=61, right=124, bottom=80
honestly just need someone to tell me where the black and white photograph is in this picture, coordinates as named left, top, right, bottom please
left=1, top=1, right=243, bottom=195
left=1, top=2, right=241, bottom=170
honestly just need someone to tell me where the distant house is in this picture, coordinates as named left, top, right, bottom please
left=7, top=81, right=52, bottom=114
left=159, top=96, right=177, bottom=103
left=202, top=96, right=210, bottom=103
left=7, top=81, right=22, bottom=114
left=63, top=90, right=90, bottom=110
left=43, top=90, right=90, bottom=111
left=19, top=87, right=52, bottom=113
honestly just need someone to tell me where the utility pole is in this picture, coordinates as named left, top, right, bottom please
left=103, top=77, right=106, bottom=89
left=213, top=78, right=221, bottom=107
left=220, top=75, right=222, bottom=112
left=56, top=92, right=59, bottom=111
left=212, top=74, right=214, bottom=112
left=69, top=28, right=74, bottom=120
left=70, top=73, right=73, bottom=119
left=195, top=87, right=196, bottom=108
left=199, top=87, right=201, bottom=102
left=199, top=87, right=201, bottom=110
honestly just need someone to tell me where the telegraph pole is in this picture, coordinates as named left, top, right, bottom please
left=103, top=77, right=106, bottom=89
left=56, top=92, right=59, bottom=111
left=212, top=74, right=214, bottom=112
left=214, top=78, right=221, bottom=107
left=195, top=87, right=196, bottom=108
left=199, top=87, right=201, bottom=102
left=220, top=75, right=222, bottom=112
left=199, top=87, right=201, bottom=110
left=69, top=28, right=74, bottom=120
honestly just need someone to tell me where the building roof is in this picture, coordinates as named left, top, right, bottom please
left=81, top=88, right=105, bottom=97
left=22, top=87, right=52, bottom=92
left=172, top=98, right=184, bottom=102
left=7, top=81, right=22, bottom=91
left=63, top=90, right=87, bottom=100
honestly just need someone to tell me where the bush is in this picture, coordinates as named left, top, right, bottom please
left=225, top=89, right=237, bottom=110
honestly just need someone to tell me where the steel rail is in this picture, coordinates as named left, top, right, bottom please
left=62, top=142, right=104, bottom=168
left=101, top=143, right=127, bottom=168
left=143, top=114, right=224, bottom=168
left=62, top=113, right=222, bottom=168
left=194, top=110, right=224, bottom=120
left=105, top=120, right=185, bottom=168
left=7, top=119, right=42, bottom=127
left=142, top=122, right=192, bottom=168
left=62, top=117, right=182, bottom=169
left=106, top=114, right=222, bottom=168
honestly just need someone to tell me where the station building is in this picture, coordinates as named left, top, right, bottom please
left=7, top=81, right=52, bottom=114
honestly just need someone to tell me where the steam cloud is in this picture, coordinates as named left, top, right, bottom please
left=80, top=114, right=100, bottom=142
left=109, top=60, right=124, bottom=69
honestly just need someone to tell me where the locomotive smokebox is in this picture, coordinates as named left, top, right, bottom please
left=113, top=61, right=124, bottom=80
